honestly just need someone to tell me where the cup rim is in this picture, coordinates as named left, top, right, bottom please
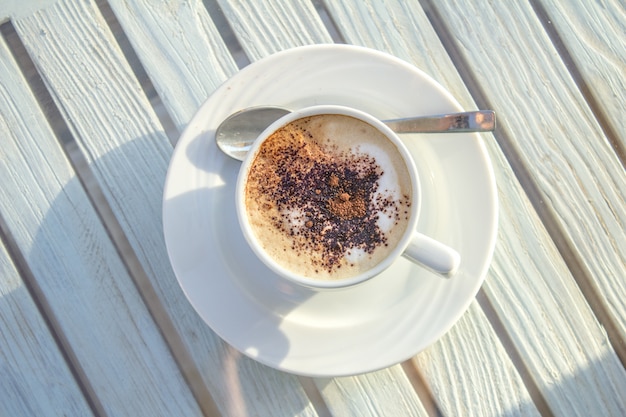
left=235, top=105, right=421, bottom=289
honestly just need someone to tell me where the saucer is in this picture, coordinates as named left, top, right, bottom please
left=163, top=44, right=498, bottom=377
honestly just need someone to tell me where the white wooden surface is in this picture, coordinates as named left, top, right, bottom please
left=0, top=0, right=624, bottom=416
left=0, top=241, right=93, bottom=417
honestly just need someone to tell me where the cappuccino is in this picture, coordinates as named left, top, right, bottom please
left=244, top=114, right=413, bottom=280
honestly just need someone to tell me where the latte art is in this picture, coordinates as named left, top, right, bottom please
left=244, top=114, right=413, bottom=280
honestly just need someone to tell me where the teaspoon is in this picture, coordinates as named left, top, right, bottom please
left=216, top=106, right=495, bottom=161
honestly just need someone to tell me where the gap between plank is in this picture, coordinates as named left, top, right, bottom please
left=202, top=0, right=251, bottom=69
left=94, top=0, right=179, bottom=146
left=529, top=0, right=625, bottom=171
left=400, top=361, right=445, bottom=417
left=419, top=0, right=626, bottom=396
left=311, top=0, right=347, bottom=44
left=297, top=377, right=333, bottom=417
left=0, top=19, right=222, bottom=417
left=475, top=290, right=556, bottom=417
left=0, top=217, right=107, bottom=417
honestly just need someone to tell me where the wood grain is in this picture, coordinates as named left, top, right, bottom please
left=413, top=303, right=542, bottom=417
left=315, top=367, right=429, bottom=417
left=215, top=0, right=333, bottom=60
left=445, top=0, right=625, bottom=284
left=0, top=29, right=203, bottom=416
left=106, top=0, right=239, bottom=130
left=536, top=0, right=625, bottom=153
left=429, top=0, right=626, bottom=340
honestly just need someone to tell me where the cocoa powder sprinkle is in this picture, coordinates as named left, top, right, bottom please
left=328, top=195, right=366, bottom=219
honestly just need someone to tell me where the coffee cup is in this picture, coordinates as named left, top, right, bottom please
left=235, top=105, right=460, bottom=289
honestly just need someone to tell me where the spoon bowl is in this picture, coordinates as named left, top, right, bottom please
left=216, top=106, right=290, bottom=161
left=216, top=106, right=495, bottom=161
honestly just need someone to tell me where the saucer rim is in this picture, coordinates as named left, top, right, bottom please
left=163, top=44, right=499, bottom=376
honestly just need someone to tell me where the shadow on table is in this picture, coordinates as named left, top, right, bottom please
left=20, top=131, right=315, bottom=416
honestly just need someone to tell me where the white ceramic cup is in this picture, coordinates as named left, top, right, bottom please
left=236, top=105, right=460, bottom=289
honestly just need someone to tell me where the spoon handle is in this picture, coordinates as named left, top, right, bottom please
left=383, top=110, right=495, bottom=133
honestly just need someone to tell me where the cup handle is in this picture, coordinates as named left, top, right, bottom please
left=403, top=232, right=461, bottom=277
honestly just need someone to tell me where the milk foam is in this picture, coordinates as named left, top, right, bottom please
left=345, top=247, right=367, bottom=263
left=355, top=143, right=403, bottom=233
left=284, top=207, right=306, bottom=228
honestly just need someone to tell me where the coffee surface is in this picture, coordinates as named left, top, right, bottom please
left=244, top=114, right=413, bottom=280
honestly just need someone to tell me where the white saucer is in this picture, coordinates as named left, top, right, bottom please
left=163, top=45, right=498, bottom=377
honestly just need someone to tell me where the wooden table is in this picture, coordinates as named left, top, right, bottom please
left=1, top=1, right=624, bottom=416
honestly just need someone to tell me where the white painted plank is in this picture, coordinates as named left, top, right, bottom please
left=0, top=0, right=56, bottom=21
left=0, top=29, right=203, bottom=417
left=0, top=242, right=93, bottom=417
left=215, top=0, right=333, bottom=60
left=429, top=0, right=626, bottom=331
left=14, top=1, right=319, bottom=416
left=316, top=367, right=429, bottom=417
left=412, top=3, right=625, bottom=415
left=483, top=177, right=626, bottom=417
left=106, top=0, right=238, bottom=130
left=318, top=2, right=477, bottom=116
left=538, top=0, right=625, bottom=147
left=431, top=0, right=626, bottom=336
left=325, top=0, right=626, bottom=416
left=413, top=303, right=541, bottom=417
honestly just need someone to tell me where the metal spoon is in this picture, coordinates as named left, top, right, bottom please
left=216, top=106, right=495, bottom=161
